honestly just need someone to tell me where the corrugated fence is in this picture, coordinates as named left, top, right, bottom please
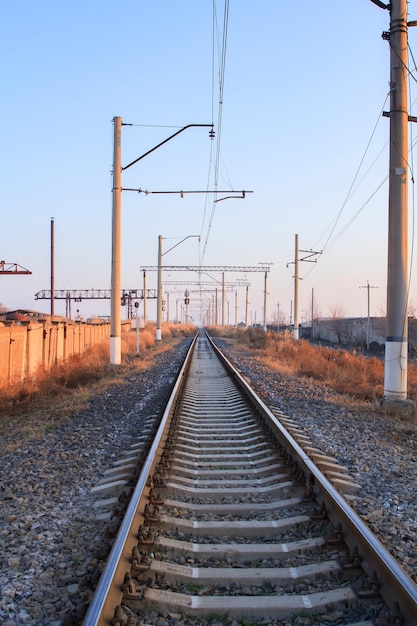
left=0, top=321, right=111, bottom=384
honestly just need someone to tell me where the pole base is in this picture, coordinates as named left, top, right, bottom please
left=380, top=397, right=416, bottom=419
left=110, top=336, right=122, bottom=365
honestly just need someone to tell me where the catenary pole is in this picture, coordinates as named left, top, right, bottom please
left=311, top=288, right=314, bottom=339
left=221, top=272, right=225, bottom=326
left=143, top=270, right=147, bottom=326
left=215, top=288, right=218, bottom=326
left=110, top=116, right=122, bottom=364
left=50, top=218, right=55, bottom=318
left=156, top=235, right=163, bottom=341
left=383, top=0, right=412, bottom=409
left=293, top=234, right=299, bottom=339
left=360, top=281, right=378, bottom=351
left=109, top=120, right=214, bottom=361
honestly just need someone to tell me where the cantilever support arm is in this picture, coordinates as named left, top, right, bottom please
left=369, top=0, right=389, bottom=9
left=122, top=124, right=214, bottom=171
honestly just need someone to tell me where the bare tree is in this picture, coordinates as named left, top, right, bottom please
left=378, top=303, right=386, bottom=317
left=329, top=305, right=347, bottom=344
left=270, top=306, right=288, bottom=329
left=408, top=298, right=417, bottom=318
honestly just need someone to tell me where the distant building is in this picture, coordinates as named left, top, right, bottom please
left=0, top=309, right=49, bottom=323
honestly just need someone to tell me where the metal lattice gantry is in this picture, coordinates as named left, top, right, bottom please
left=160, top=281, right=251, bottom=326
left=140, top=265, right=269, bottom=273
left=140, top=265, right=271, bottom=328
left=0, top=261, right=32, bottom=275
left=35, top=289, right=158, bottom=300
left=162, top=280, right=250, bottom=287
left=34, top=288, right=158, bottom=320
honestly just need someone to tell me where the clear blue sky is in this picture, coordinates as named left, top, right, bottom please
left=1, top=1, right=416, bottom=325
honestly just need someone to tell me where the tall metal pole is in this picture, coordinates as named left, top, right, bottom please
left=143, top=270, right=147, bottom=326
left=384, top=0, right=410, bottom=404
left=263, top=271, right=267, bottom=331
left=366, top=282, right=371, bottom=351
left=359, top=280, right=375, bottom=351
left=245, top=286, right=249, bottom=327
left=235, top=290, right=238, bottom=327
left=135, top=305, right=140, bottom=353
left=215, top=288, right=218, bottom=326
left=221, top=272, right=225, bottom=327
left=50, top=218, right=55, bottom=318
left=156, top=235, right=163, bottom=341
left=185, top=290, right=189, bottom=325
left=293, top=234, right=299, bottom=339
left=110, top=116, right=122, bottom=365
left=311, top=288, right=314, bottom=339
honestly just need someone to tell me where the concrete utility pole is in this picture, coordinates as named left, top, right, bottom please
left=110, top=120, right=215, bottom=361
left=290, top=234, right=321, bottom=340
left=294, top=235, right=300, bottom=339
left=221, top=272, right=225, bottom=326
left=156, top=235, right=163, bottom=341
left=110, top=116, right=122, bottom=365
left=143, top=271, right=147, bottom=326
left=360, top=281, right=378, bottom=351
left=381, top=0, right=415, bottom=413
left=215, top=289, right=218, bottom=326
left=311, top=289, right=314, bottom=339
left=258, top=262, right=272, bottom=331
left=166, top=292, right=170, bottom=323
left=156, top=235, right=199, bottom=339
left=50, top=218, right=55, bottom=318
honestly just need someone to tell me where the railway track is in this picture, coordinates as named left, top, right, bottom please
left=83, top=330, right=417, bottom=625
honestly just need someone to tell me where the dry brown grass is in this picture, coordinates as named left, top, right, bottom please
left=210, top=326, right=417, bottom=405
left=0, top=323, right=196, bottom=428
left=4, top=321, right=416, bottom=436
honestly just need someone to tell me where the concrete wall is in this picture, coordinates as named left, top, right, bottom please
left=0, top=320, right=112, bottom=385
left=314, top=317, right=386, bottom=346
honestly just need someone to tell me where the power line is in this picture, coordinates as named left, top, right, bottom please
left=317, top=93, right=389, bottom=255
left=201, top=0, right=231, bottom=263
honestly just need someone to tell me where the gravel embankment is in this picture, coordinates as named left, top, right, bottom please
left=0, top=339, right=192, bottom=626
left=1, top=335, right=417, bottom=625
left=216, top=338, right=417, bottom=582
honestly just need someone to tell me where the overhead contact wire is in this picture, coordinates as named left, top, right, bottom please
left=201, top=0, right=230, bottom=264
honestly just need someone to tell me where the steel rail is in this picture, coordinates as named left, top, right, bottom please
left=82, top=333, right=198, bottom=626
left=206, top=331, right=417, bottom=626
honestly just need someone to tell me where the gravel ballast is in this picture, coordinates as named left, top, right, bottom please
left=1, top=335, right=417, bottom=625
